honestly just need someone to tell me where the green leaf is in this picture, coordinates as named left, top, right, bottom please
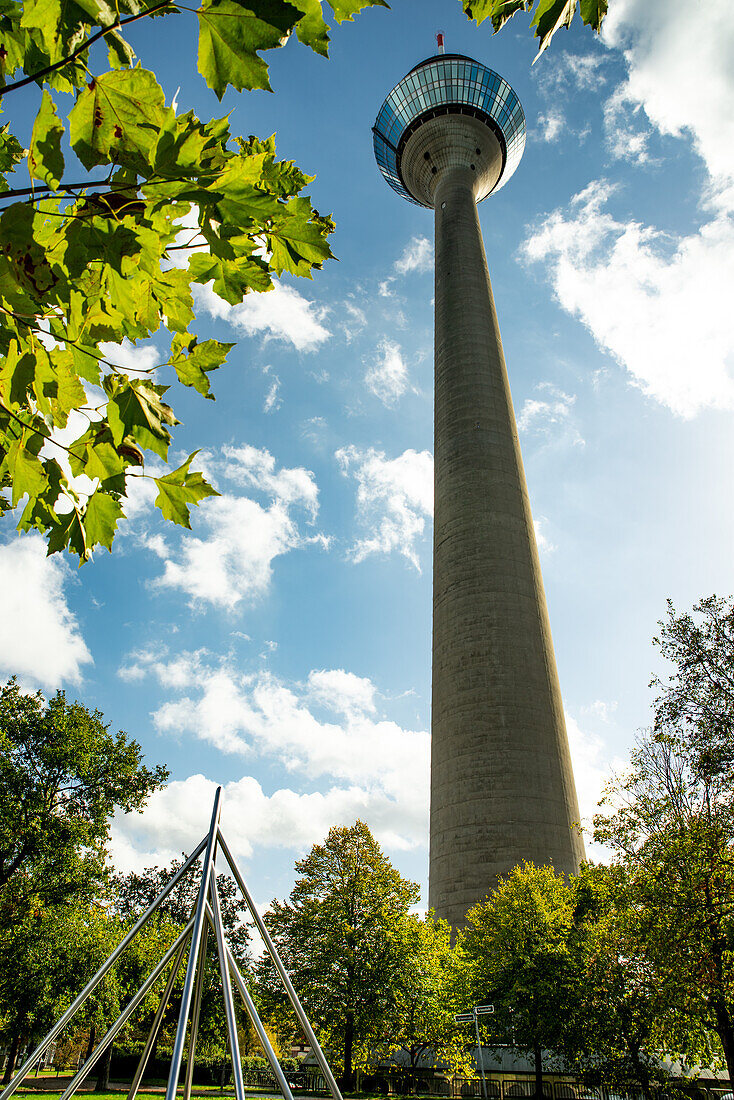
left=291, top=0, right=387, bottom=53
left=579, top=0, right=606, bottom=31
left=4, top=438, right=48, bottom=506
left=196, top=0, right=300, bottom=100
left=326, top=0, right=388, bottom=21
left=529, top=0, right=576, bottom=53
left=267, top=206, right=334, bottom=277
left=46, top=504, right=88, bottom=559
left=169, top=334, right=233, bottom=399
left=462, top=0, right=529, bottom=31
left=291, top=0, right=329, bottom=55
left=68, top=433, right=126, bottom=484
left=107, top=28, right=136, bottom=69
left=83, top=488, right=124, bottom=550
left=154, top=450, right=219, bottom=527
left=28, top=91, right=65, bottom=189
left=0, top=126, right=24, bottom=193
left=103, top=375, right=178, bottom=460
left=188, top=251, right=272, bottom=303
left=68, top=68, right=169, bottom=171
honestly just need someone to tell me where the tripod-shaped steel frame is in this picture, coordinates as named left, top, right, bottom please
left=0, top=788, right=343, bottom=1100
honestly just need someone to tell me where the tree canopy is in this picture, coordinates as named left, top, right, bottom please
left=0, top=0, right=387, bottom=561
left=459, top=862, right=578, bottom=1098
left=261, top=820, right=419, bottom=1088
left=0, top=677, right=168, bottom=914
left=594, top=594, right=734, bottom=1090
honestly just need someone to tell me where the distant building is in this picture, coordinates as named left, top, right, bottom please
left=374, top=47, right=584, bottom=928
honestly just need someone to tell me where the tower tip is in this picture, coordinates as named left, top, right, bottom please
left=436, top=32, right=445, bottom=54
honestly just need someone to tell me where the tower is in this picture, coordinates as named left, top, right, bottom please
left=374, top=48, right=585, bottom=928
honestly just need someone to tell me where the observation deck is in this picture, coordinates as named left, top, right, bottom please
left=373, top=53, right=526, bottom=208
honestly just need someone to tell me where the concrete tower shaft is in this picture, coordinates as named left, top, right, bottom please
left=374, top=54, right=584, bottom=929
left=430, top=156, right=584, bottom=926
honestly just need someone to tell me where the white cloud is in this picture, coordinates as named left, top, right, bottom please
left=517, top=383, right=585, bottom=446
left=580, top=699, right=619, bottom=723
left=143, top=656, right=427, bottom=800
left=0, top=535, right=92, bottom=688
left=533, top=517, right=555, bottom=556
left=603, top=86, right=653, bottom=165
left=195, top=281, right=330, bottom=353
left=263, top=378, right=281, bottom=413
left=565, top=711, right=626, bottom=855
left=394, top=236, right=432, bottom=276
left=150, top=445, right=324, bottom=610
left=342, top=300, right=367, bottom=343
left=110, top=655, right=429, bottom=870
left=364, top=340, right=409, bottom=405
left=602, top=0, right=734, bottom=196
left=307, top=668, right=377, bottom=717
left=109, top=772, right=426, bottom=875
left=522, top=182, right=734, bottom=417
left=99, top=339, right=160, bottom=376
left=524, top=2, right=734, bottom=418
left=537, top=50, right=606, bottom=95
left=217, top=444, right=319, bottom=519
left=336, top=446, right=433, bottom=571
left=537, top=109, right=565, bottom=143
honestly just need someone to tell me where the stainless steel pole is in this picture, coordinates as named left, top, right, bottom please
left=215, top=917, right=294, bottom=1100
left=59, top=919, right=196, bottom=1100
left=165, top=788, right=223, bottom=1100
left=217, top=831, right=343, bottom=1100
left=0, top=838, right=207, bottom=1100
left=473, top=1009, right=487, bottom=1100
left=209, top=868, right=246, bottom=1100
left=127, top=933, right=190, bottom=1100
left=182, top=923, right=209, bottom=1100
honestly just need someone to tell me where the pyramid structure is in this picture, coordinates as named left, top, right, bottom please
left=0, top=788, right=342, bottom=1100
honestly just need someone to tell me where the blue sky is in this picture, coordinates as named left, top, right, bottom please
left=3, top=0, right=734, bottom=911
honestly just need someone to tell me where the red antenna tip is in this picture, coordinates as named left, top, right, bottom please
left=436, top=32, right=445, bottom=54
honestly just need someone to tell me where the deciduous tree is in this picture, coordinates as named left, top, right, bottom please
left=0, top=677, right=167, bottom=914
left=261, top=821, right=419, bottom=1089
left=376, top=913, right=468, bottom=1091
left=459, top=862, right=579, bottom=1099
left=593, top=595, right=734, bottom=1088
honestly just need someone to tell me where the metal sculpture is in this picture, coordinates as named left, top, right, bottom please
left=0, top=788, right=343, bottom=1100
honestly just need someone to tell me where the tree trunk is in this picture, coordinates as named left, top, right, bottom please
left=2, top=1032, right=22, bottom=1086
left=627, top=1039, right=653, bottom=1100
left=533, top=1040, right=543, bottom=1099
left=95, top=1043, right=112, bottom=1092
left=85, top=1026, right=97, bottom=1063
left=714, top=999, right=734, bottom=1093
left=342, top=1012, right=355, bottom=1091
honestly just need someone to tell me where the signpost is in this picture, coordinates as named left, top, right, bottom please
left=454, top=1005, right=494, bottom=1100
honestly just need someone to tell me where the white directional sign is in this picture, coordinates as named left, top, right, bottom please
left=454, top=1013, right=474, bottom=1023
left=475, top=1005, right=494, bottom=1015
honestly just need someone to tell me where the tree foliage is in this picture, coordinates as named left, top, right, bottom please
left=375, top=913, right=469, bottom=1087
left=459, top=862, right=578, bottom=1098
left=594, top=595, right=734, bottom=1090
left=568, top=863, right=679, bottom=1099
left=0, top=0, right=387, bottom=561
left=261, top=820, right=419, bottom=1088
left=0, top=677, right=168, bottom=915
left=462, top=0, right=607, bottom=57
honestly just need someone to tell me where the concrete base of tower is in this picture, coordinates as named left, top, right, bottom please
left=428, top=166, right=584, bottom=931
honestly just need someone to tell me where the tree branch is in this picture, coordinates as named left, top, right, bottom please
left=0, top=0, right=178, bottom=97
